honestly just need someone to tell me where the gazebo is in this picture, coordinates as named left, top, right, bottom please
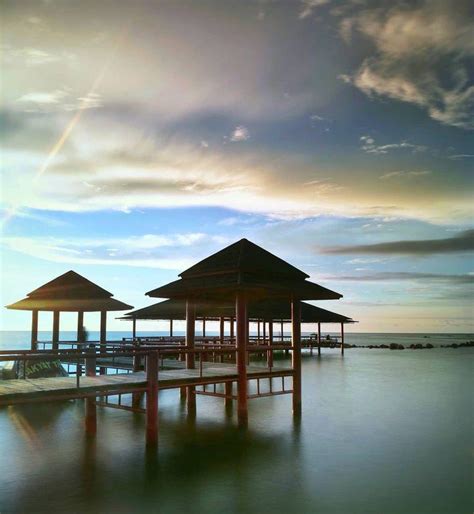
left=145, top=238, right=342, bottom=423
left=6, top=270, right=133, bottom=350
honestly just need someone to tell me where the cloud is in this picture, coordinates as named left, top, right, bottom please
left=299, top=0, right=330, bottom=20
left=359, top=135, right=427, bottom=155
left=230, top=125, right=250, bottom=142
left=331, top=272, right=474, bottom=284
left=379, top=170, right=431, bottom=180
left=448, top=154, right=474, bottom=160
left=1, top=233, right=229, bottom=270
left=321, top=229, right=474, bottom=255
left=341, top=1, right=474, bottom=129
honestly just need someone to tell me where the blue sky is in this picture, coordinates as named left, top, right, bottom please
left=1, top=0, right=473, bottom=332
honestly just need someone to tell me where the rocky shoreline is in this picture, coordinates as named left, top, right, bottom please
left=341, top=341, right=474, bottom=350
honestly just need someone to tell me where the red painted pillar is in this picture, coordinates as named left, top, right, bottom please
left=31, top=310, right=38, bottom=351
left=146, top=352, right=159, bottom=445
left=52, top=311, right=60, bottom=350
left=236, top=291, right=248, bottom=426
left=291, top=299, right=302, bottom=417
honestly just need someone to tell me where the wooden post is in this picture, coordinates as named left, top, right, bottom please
left=31, top=310, right=38, bottom=351
left=77, top=311, right=84, bottom=345
left=263, top=320, right=266, bottom=343
left=202, top=317, right=206, bottom=337
left=132, top=317, right=137, bottom=339
left=146, top=352, right=159, bottom=445
left=341, top=322, right=345, bottom=356
left=317, top=322, right=321, bottom=356
left=236, top=291, right=248, bottom=426
left=186, top=300, right=196, bottom=413
left=230, top=317, right=234, bottom=340
left=267, top=320, right=273, bottom=368
left=169, top=319, right=173, bottom=337
left=291, top=299, right=302, bottom=417
left=257, top=319, right=260, bottom=341
left=219, top=317, right=224, bottom=363
left=100, top=311, right=107, bottom=345
left=281, top=320, right=284, bottom=341
left=85, top=345, right=97, bottom=436
left=52, top=311, right=60, bottom=350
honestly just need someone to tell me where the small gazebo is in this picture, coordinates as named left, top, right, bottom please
left=6, top=270, right=133, bottom=349
left=145, top=238, right=342, bottom=423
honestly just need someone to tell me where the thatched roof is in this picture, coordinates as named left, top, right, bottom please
left=6, top=271, right=133, bottom=312
left=120, top=299, right=355, bottom=324
left=147, top=239, right=342, bottom=301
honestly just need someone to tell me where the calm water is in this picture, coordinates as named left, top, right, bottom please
left=0, top=332, right=472, bottom=514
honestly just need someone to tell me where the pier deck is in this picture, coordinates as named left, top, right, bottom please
left=0, top=362, right=292, bottom=406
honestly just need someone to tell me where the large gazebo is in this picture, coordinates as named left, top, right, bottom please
left=7, top=270, right=133, bottom=349
left=145, top=238, right=342, bottom=423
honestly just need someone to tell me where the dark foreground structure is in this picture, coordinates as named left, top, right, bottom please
left=1, top=239, right=351, bottom=445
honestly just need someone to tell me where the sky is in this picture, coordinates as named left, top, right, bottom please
left=1, top=0, right=473, bottom=333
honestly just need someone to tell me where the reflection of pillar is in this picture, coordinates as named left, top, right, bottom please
left=100, top=311, right=107, bottom=344
left=186, top=300, right=196, bottom=413
left=146, top=352, right=159, bottom=445
left=236, top=292, right=248, bottom=426
left=85, top=347, right=97, bottom=436
left=341, top=322, right=345, bottom=356
left=31, top=310, right=38, bottom=351
left=291, top=299, right=302, bottom=417
left=52, top=311, right=60, bottom=350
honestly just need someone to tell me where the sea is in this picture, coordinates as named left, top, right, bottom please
left=0, top=331, right=472, bottom=514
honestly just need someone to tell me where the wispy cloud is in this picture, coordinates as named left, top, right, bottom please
left=379, top=170, right=431, bottom=180
left=360, top=136, right=427, bottom=155
left=328, top=271, right=474, bottom=285
left=230, top=125, right=250, bottom=142
left=321, top=229, right=474, bottom=255
left=340, top=2, right=474, bottom=129
left=299, top=0, right=330, bottom=20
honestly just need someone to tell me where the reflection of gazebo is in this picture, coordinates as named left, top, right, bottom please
left=145, top=238, right=342, bottom=423
left=6, top=271, right=133, bottom=350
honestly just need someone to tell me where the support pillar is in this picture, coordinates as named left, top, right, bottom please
left=169, top=319, right=173, bottom=337
left=317, top=322, right=321, bottom=356
left=52, top=311, right=60, bottom=350
left=341, top=322, right=345, bottom=356
left=219, top=317, right=224, bottom=363
left=291, top=299, right=302, bottom=417
left=267, top=320, right=273, bottom=368
left=146, top=352, right=159, bottom=445
left=77, top=311, right=84, bottom=347
left=230, top=317, right=234, bottom=340
left=202, top=317, right=206, bottom=337
left=186, top=300, right=196, bottom=413
left=236, top=291, right=248, bottom=426
left=31, top=310, right=38, bottom=351
left=257, top=319, right=260, bottom=341
left=100, top=311, right=107, bottom=345
left=132, top=317, right=137, bottom=339
left=85, top=346, right=97, bottom=436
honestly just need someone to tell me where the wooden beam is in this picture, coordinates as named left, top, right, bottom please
left=230, top=317, right=234, bottom=339
left=291, top=299, right=302, bottom=417
left=257, top=319, right=260, bottom=341
left=100, top=311, right=107, bottom=344
left=281, top=320, right=284, bottom=341
left=236, top=291, right=248, bottom=426
left=132, top=317, right=136, bottom=339
left=263, top=320, right=266, bottom=343
left=146, top=352, right=159, bottom=445
left=52, top=311, right=60, bottom=350
left=169, top=319, right=173, bottom=337
left=31, top=310, right=38, bottom=351
left=202, top=317, right=206, bottom=337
